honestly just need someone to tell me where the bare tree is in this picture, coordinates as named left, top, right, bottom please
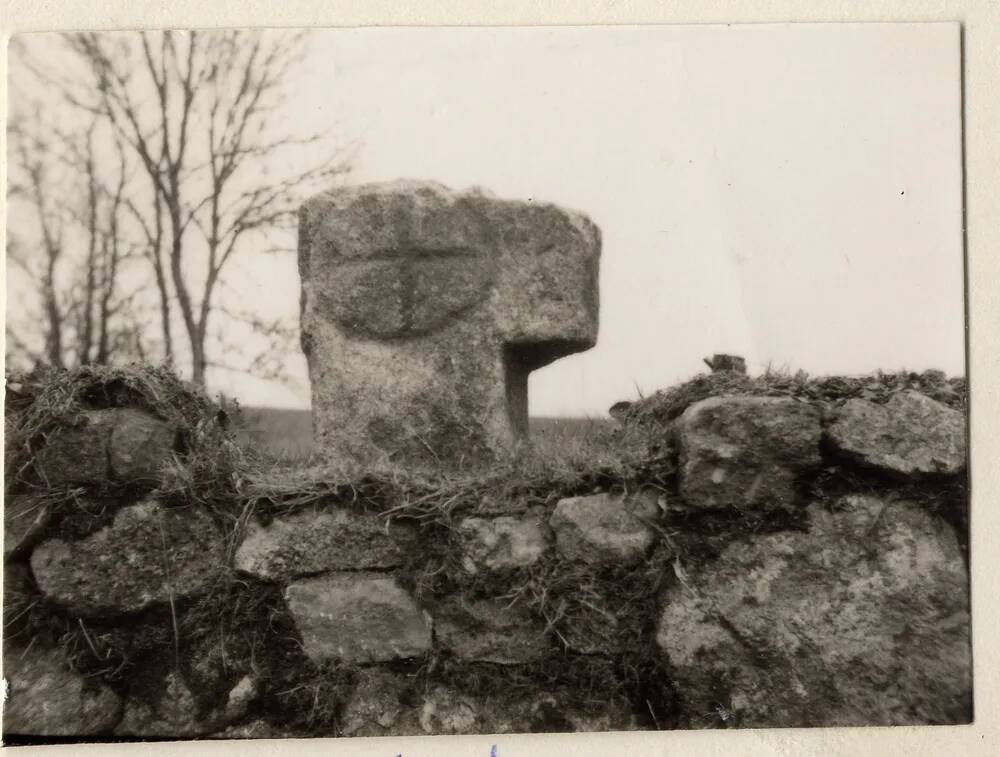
left=8, top=111, right=70, bottom=369
left=6, top=101, right=147, bottom=370
left=59, top=30, right=350, bottom=386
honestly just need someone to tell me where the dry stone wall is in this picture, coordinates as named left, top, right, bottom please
left=2, top=365, right=971, bottom=741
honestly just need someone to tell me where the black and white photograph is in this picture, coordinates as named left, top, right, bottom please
left=1, top=20, right=976, bottom=748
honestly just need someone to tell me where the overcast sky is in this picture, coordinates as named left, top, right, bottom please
left=11, top=23, right=965, bottom=417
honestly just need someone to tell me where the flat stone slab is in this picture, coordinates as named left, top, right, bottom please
left=284, top=572, right=432, bottom=664
left=676, top=395, right=822, bottom=509
left=656, top=494, right=971, bottom=727
left=234, top=508, right=412, bottom=581
left=457, top=510, right=551, bottom=573
left=30, top=500, right=225, bottom=617
left=299, top=180, right=601, bottom=468
left=2, top=644, right=123, bottom=735
left=550, top=490, right=659, bottom=565
left=826, top=390, right=966, bottom=476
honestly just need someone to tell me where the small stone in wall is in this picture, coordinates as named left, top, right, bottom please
left=656, top=494, right=971, bottom=727
left=457, top=510, right=551, bottom=573
left=34, top=410, right=116, bottom=486
left=223, top=675, right=258, bottom=723
left=35, top=408, right=177, bottom=487
left=284, top=573, right=432, bottom=664
left=115, top=672, right=205, bottom=738
left=549, top=490, right=659, bottom=565
left=108, top=408, right=178, bottom=483
left=434, top=596, right=549, bottom=664
left=826, top=389, right=966, bottom=476
left=30, top=499, right=225, bottom=617
left=340, top=669, right=414, bottom=737
left=676, top=395, right=822, bottom=509
left=234, top=508, right=413, bottom=581
left=2, top=644, right=124, bottom=736
left=419, top=687, right=481, bottom=735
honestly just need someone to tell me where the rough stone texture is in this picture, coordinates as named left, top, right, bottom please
left=34, top=410, right=115, bottom=486
left=417, top=686, right=481, bottom=734
left=30, top=500, right=225, bottom=617
left=234, top=508, right=412, bottom=581
left=115, top=672, right=206, bottom=738
left=826, top=390, right=967, bottom=476
left=4, top=494, right=55, bottom=560
left=458, top=510, right=551, bottom=573
left=340, top=669, right=423, bottom=737
left=656, top=494, right=971, bottom=727
left=434, top=596, right=549, bottom=664
left=185, top=636, right=249, bottom=704
left=34, top=408, right=176, bottom=486
left=223, top=675, right=258, bottom=723
left=339, top=672, right=637, bottom=736
left=299, top=180, right=601, bottom=468
left=676, top=395, right=822, bottom=509
left=2, top=644, right=123, bottom=735
left=107, top=407, right=178, bottom=482
left=550, top=490, right=659, bottom=565
left=284, top=572, right=432, bottom=664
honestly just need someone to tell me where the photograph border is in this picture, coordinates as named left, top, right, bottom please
left=1, top=2, right=996, bottom=756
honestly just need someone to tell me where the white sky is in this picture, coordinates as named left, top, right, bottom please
left=11, top=24, right=966, bottom=417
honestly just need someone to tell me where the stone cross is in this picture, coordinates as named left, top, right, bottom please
left=298, top=180, right=600, bottom=469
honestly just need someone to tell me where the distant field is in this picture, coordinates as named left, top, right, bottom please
left=236, top=407, right=613, bottom=460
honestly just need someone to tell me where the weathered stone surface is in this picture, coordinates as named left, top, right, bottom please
left=826, top=390, right=966, bottom=476
left=550, top=490, right=659, bottom=565
left=676, top=395, right=821, bottom=509
left=458, top=510, right=551, bottom=573
left=656, top=494, right=971, bottom=727
left=299, top=180, right=601, bottom=468
left=2, top=644, right=123, bottom=735
left=4, top=494, right=55, bottom=560
left=234, top=508, right=412, bottom=581
left=223, top=675, right=258, bottom=723
left=108, top=407, right=177, bottom=482
left=115, top=672, right=206, bottom=738
left=434, top=597, right=549, bottom=664
left=340, top=669, right=423, bottom=737
left=284, top=572, right=431, bottom=664
left=35, top=410, right=115, bottom=486
left=417, top=686, right=481, bottom=734
left=339, top=670, right=638, bottom=736
left=30, top=500, right=225, bottom=617
left=35, top=408, right=177, bottom=486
